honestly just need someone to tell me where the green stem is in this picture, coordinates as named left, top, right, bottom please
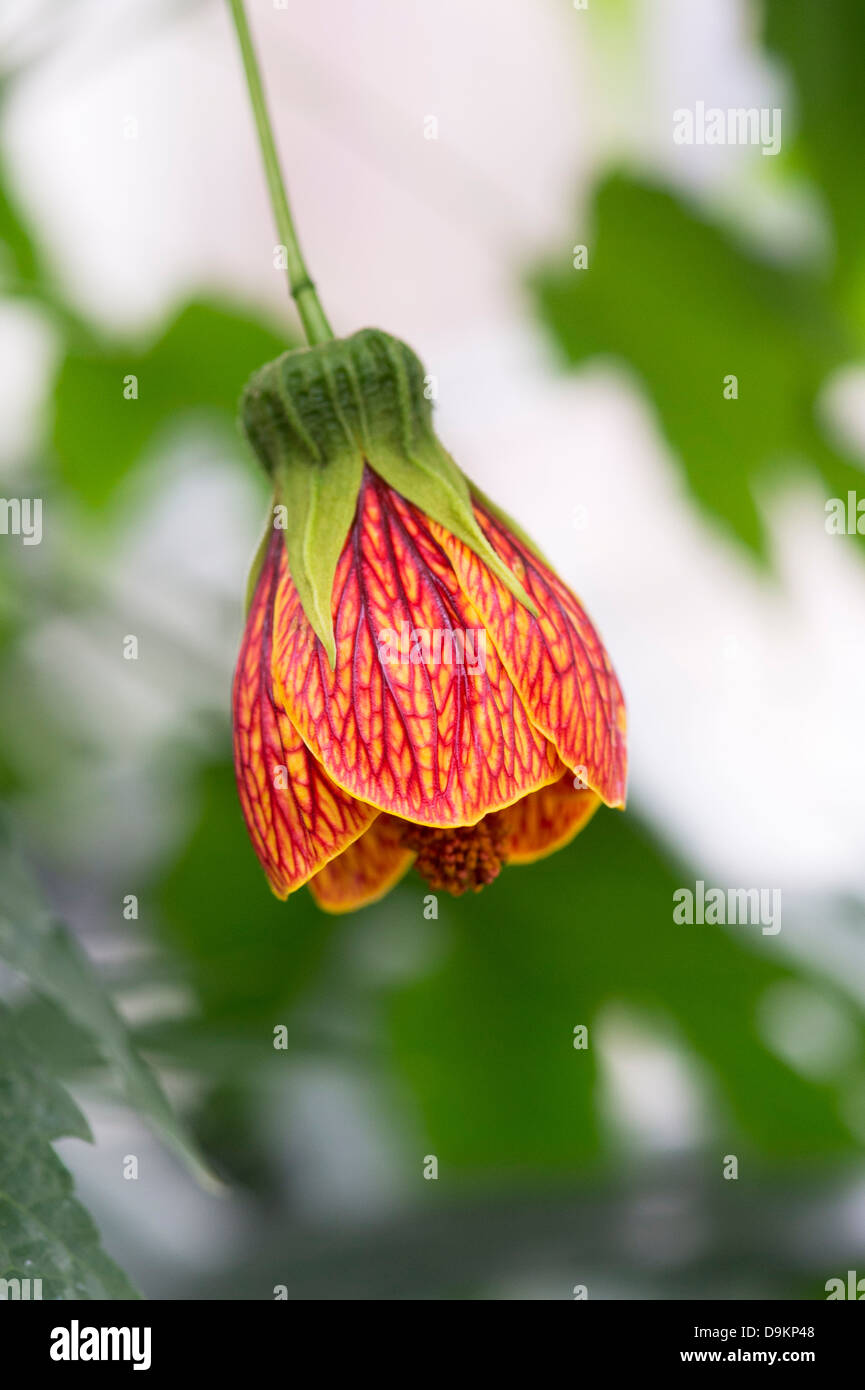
left=227, top=0, right=333, bottom=346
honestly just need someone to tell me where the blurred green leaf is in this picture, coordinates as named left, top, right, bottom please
left=763, top=0, right=865, bottom=315
left=52, top=299, right=290, bottom=509
left=155, top=758, right=338, bottom=1025
left=0, top=812, right=219, bottom=1190
left=0, top=1001, right=139, bottom=1300
left=532, top=174, right=860, bottom=558
left=0, top=164, right=39, bottom=290
left=388, top=811, right=860, bottom=1171
left=148, top=760, right=862, bottom=1174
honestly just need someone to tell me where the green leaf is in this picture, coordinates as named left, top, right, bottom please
left=52, top=298, right=290, bottom=510
left=0, top=1001, right=139, bottom=1299
left=0, top=157, right=40, bottom=291
left=146, top=756, right=862, bottom=1174
left=532, top=174, right=858, bottom=558
left=763, top=0, right=865, bottom=313
left=388, top=810, right=861, bottom=1171
left=154, top=758, right=338, bottom=1026
left=0, top=812, right=220, bottom=1191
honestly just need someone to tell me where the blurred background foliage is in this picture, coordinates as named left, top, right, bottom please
left=1, top=0, right=864, bottom=1299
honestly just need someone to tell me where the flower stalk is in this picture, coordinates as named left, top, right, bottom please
left=226, top=0, right=333, bottom=346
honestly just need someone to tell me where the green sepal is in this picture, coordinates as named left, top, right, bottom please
left=243, top=512, right=274, bottom=615
left=271, top=450, right=362, bottom=667
left=240, top=327, right=536, bottom=665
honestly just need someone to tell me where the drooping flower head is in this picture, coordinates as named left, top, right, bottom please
left=233, top=329, right=626, bottom=912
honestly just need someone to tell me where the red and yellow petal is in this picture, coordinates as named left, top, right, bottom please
left=233, top=531, right=377, bottom=898
left=272, top=469, right=563, bottom=827
left=308, top=813, right=415, bottom=912
left=433, top=499, right=627, bottom=808
left=498, top=773, right=600, bottom=865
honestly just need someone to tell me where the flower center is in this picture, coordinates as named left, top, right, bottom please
left=400, top=816, right=506, bottom=895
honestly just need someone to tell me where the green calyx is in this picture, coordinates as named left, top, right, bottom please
left=240, top=327, right=535, bottom=667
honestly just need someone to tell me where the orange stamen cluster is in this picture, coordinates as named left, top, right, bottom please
left=399, top=817, right=507, bottom=894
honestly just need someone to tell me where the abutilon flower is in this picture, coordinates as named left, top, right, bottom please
left=232, top=328, right=626, bottom=912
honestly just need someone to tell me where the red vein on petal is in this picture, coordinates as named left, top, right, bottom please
left=273, top=470, right=562, bottom=825
left=433, top=499, right=627, bottom=808
left=233, top=530, right=376, bottom=897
